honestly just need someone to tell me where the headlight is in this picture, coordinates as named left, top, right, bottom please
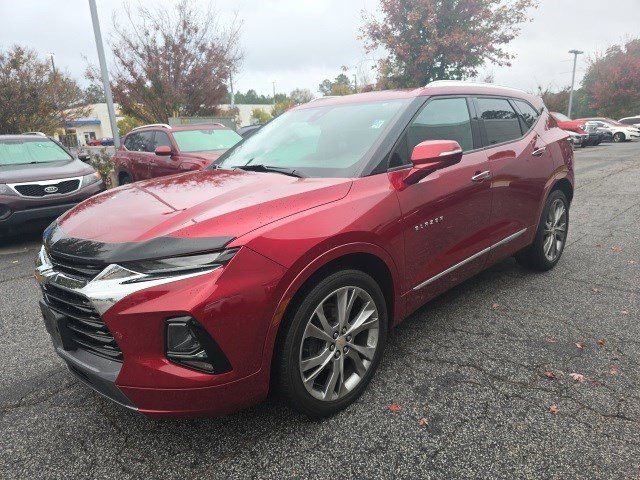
left=0, top=184, right=17, bottom=196
left=81, top=172, right=102, bottom=187
left=122, top=249, right=238, bottom=276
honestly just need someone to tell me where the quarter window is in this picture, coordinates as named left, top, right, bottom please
left=124, top=133, right=144, bottom=151
left=154, top=131, right=172, bottom=149
left=514, top=100, right=540, bottom=131
left=476, top=98, right=522, bottom=145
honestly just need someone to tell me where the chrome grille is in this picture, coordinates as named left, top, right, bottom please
left=42, top=283, right=123, bottom=361
left=12, top=178, right=81, bottom=197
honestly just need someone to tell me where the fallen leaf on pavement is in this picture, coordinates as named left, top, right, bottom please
left=546, top=337, right=557, bottom=343
left=595, top=243, right=602, bottom=248
left=611, top=246, right=623, bottom=253
left=12, top=260, right=18, bottom=264
left=491, top=303, right=500, bottom=310
left=591, top=288, right=600, bottom=293
left=597, top=339, right=606, bottom=347
left=575, top=342, right=585, bottom=349
left=629, top=260, right=637, bottom=265
left=388, top=403, right=401, bottom=412
left=620, top=310, right=629, bottom=315
left=570, top=373, right=586, bottom=382
left=549, top=404, right=559, bottom=414
left=610, top=366, right=619, bottom=375
left=544, top=371, right=557, bottom=380
left=418, top=417, right=428, bottom=427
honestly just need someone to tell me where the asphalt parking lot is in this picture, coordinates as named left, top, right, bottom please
left=1, top=142, right=639, bottom=479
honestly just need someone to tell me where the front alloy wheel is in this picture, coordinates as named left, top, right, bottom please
left=277, top=269, right=387, bottom=418
left=299, top=286, right=379, bottom=401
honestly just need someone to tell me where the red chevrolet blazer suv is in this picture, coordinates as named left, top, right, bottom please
left=36, top=82, right=574, bottom=418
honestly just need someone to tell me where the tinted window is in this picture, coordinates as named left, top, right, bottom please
left=154, top=131, right=172, bottom=148
left=408, top=97, right=474, bottom=152
left=124, top=133, right=142, bottom=151
left=514, top=100, right=539, bottom=130
left=138, top=131, right=155, bottom=152
left=477, top=98, right=522, bottom=145
left=620, top=118, right=640, bottom=125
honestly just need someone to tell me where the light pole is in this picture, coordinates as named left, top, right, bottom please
left=46, top=53, right=64, bottom=137
left=88, top=0, right=121, bottom=148
left=272, top=82, right=276, bottom=105
left=567, top=49, right=584, bottom=119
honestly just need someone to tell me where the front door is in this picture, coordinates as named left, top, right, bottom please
left=147, top=130, right=179, bottom=178
left=392, top=96, right=493, bottom=313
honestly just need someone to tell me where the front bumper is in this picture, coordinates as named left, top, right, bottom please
left=37, top=244, right=287, bottom=417
left=0, top=181, right=104, bottom=226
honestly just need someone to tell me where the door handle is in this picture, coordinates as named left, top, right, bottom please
left=471, top=170, right=491, bottom=182
left=532, top=147, right=546, bottom=157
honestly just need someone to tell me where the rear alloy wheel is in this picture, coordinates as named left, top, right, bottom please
left=613, top=132, right=625, bottom=143
left=278, top=270, right=387, bottom=418
left=516, top=190, right=569, bottom=271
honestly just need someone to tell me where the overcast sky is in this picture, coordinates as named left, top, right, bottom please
left=2, top=0, right=639, bottom=97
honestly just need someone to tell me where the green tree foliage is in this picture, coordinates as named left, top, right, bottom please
left=0, top=45, right=86, bottom=134
left=290, top=88, right=315, bottom=104
left=91, top=0, right=242, bottom=123
left=250, top=108, right=272, bottom=124
left=83, top=84, right=106, bottom=104
left=582, top=39, right=640, bottom=118
left=232, top=89, right=273, bottom=104
left=539, top=87, right=595, bottom=119
left=361, top=0, right=537, bottom=88
left=116, top=115, right=144, bottom=135
left=318, top=73, right=355, bottom=96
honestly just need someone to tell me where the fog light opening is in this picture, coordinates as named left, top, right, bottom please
left=165, top=317, right=231, bottom=374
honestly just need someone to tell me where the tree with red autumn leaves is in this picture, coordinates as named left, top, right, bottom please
left=582, top=39, right=640, bottom=118
left=90, top=0, right=242, bottom=124
left=361, top=0, right=537, bottom=89
left=0, top=45, right=86, bottom=134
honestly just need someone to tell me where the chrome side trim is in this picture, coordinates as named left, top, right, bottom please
left=412, top=228, right=527, bottom=291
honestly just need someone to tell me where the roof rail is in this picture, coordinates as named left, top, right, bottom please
left=425, top=80, right=527, bottom=93
left=309, top=96, right=338, bottom=102
left=132, top=123, right=171, bottom=131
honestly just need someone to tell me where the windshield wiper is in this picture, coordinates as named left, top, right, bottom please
left=235, top=164, right=305, bottom=178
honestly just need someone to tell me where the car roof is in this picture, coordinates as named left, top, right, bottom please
left=296, top=81, right=543, bottom=111
left=129, top=123, right=231, bottom=134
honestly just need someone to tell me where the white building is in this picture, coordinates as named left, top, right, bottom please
left=63, top=103, right=123, bottom=146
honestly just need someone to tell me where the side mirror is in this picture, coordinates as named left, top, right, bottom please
left=404, top=140, right=463, bottom=185
left=154, top=146, right=173, bottom=156
left=77, top=152, right=90, bottom=162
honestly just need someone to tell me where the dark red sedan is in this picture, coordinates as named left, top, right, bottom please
left=113, top=123, right=242, bottom=184
left=36, top=82, right=574, bottom=418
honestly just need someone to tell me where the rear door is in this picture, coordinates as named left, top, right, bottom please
left=121, top=132, right=151, bottom=181
left=392, top=96, right=493, bottom=312
left=475, top=96, right=552, bottom=263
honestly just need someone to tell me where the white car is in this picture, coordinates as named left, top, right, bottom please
left=581, top=118, right=640, bottom=143
left=619, top=116, right=640, bottom=129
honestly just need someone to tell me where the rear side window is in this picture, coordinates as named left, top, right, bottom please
left=513, top=100, right=540, bottom=131
left=476, top=98, right=522, bottom=145
left=620, top=117, right=640, bottom=125
left=124, top=132, right=150, bottom=152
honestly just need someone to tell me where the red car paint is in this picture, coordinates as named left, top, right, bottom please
left=549, top=112, right=587, bottom=134
left=112, top=124, right=241, bottom=183
left=41, top=83, right=574, bottom=417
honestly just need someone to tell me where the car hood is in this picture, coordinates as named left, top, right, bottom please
left=54, top=168, right=352, bottom=246
left=0, top=159, right=94, bottom=183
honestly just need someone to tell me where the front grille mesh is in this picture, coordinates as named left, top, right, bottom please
left=49, top=252, right=103, bottom=281
left=15, top=179, right=80, bottom=197
left=42, top=283, right=123, bottom=361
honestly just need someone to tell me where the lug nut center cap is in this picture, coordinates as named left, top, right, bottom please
left=335, top=337, right=347, bottom=349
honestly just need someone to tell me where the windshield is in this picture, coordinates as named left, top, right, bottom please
left=173, top=129, right=242, bottom=153
left=552, top=112, right=572, bottom=122
left=0, top=138, right=72, bottom=165
left=216, top=99, right=411, bottom=178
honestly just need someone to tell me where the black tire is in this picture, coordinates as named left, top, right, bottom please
left=277, top=269, right=388, bottom=418
left=118, top=172, right=133, bottom=185
left=613, top=132, right=625, bottom=143
left=516, top=190, right=569, bottom=271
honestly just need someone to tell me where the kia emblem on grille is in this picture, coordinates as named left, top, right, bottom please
left=44, top=186, right=59, bottom=194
